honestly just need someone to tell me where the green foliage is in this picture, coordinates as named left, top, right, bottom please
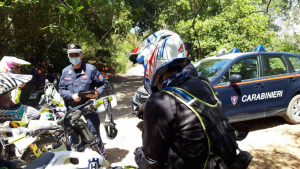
left=79, top=32, right=142, bottom=74
left=110, top=34, right=140, bottom=73
left=0, top=0, right=133, bottom=73
left=0, top=0, right=300, bottom=75
left=129, top=0, right=300, bottom=62
left=269, top=34, right=300, bottom=53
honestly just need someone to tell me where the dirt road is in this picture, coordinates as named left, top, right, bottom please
left=100, top=66, right=300, bottom=168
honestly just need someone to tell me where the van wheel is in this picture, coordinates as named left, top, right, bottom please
left=284, top=94, right=300, bottom=124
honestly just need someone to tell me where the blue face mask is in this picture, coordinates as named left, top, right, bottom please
left=69, top=57, right=81, bottom=65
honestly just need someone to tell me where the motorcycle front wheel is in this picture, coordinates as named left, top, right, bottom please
left=21, top=137, right=57, bottom=164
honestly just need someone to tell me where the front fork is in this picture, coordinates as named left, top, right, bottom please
left=79, top=123, right=111, bottom=167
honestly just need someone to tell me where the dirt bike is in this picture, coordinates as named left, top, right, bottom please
left=37, top=79, right=66, bottom=121
left=0, top=110, right=58, bottom=166
left=0, top=79, right=64, bottom=165
left=20, top=78, right=118, bottom=165
left=23, top=97, right=114, bottom=169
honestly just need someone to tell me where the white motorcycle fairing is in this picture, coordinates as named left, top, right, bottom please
left=24, top=149, right=105, bottom=169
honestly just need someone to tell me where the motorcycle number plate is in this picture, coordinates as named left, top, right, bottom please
left=29, top=92, right=38, bottom=99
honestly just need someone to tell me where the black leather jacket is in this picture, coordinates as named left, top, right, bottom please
left=135, top=76, right=217, bottom=169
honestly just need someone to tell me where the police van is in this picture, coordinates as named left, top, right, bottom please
left=194, top=46, right=300, bottom=124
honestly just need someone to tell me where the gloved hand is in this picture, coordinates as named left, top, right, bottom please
left=136, top=104, right=145, bottom=120
left=129, top=54, right=138, bottom=64
left=134, top=146, right=143, bottom=155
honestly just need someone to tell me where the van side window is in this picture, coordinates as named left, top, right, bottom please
left=287, top=56, right=300, bottom=72
left=219, top=57, right=258, bottom=83
left=263, top=55, right=288, bottom=76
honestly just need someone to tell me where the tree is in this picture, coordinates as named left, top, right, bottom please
left=127, top=0, right=300, bottom=60
left=0, top=0, right=132, bottom=72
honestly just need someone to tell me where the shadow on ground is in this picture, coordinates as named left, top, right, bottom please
left=248, top=148, right=300, bottom=169
left=106, top=148, right=130, bottom=164
left=239, top=117, right=300, bottom=169
left=240, top=116, right=291, bottom=131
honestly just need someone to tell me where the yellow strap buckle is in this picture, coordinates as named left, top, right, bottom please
left=29, top=144, right=42, bottom=157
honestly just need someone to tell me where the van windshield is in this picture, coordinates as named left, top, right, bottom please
left=194, top=59, right=231, bottom=80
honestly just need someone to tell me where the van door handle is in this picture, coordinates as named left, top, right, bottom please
left=288, top=78, right=295, bottom=82
left=255, top=84, right=264, bottom=88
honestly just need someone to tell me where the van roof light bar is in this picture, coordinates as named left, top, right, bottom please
left=253, top=45, right=266, bottom=52
left=230, top=48, right=241, bottom=53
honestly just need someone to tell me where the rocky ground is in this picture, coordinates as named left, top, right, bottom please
left=99, top=65, right=300, bottom=168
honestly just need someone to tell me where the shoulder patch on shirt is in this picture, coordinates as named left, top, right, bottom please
left=99, top=75, right=103, bottom=81
left=64, top=77, right=72, bottom=81
left=82, top=75, right=88, bottom=80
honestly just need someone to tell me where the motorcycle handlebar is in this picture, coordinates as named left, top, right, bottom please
left=96, top=96, right=112, bottom=106
left=26, top=126, right=60, bottom=136
left=70, top=96, right=113, bottom=122
left=57, top=97, right=113, bottom=125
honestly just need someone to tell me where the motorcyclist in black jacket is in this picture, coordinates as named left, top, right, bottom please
left=132, top=30, right=217, bottom=169
left=32, top=58, right=58, bottom=90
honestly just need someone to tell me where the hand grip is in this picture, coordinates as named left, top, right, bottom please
left=96, top=96, right=112, bottom=106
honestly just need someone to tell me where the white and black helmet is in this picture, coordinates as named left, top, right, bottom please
left=0, top=73, right=32, bottom=121
left=0, top=73, right=32, bottom=95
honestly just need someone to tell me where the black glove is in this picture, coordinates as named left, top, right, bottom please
left=129, top=54, right=138, bottom=64
left=134, top=146, right=143, bottom=155
left=136, top=104, right=145, bottom=120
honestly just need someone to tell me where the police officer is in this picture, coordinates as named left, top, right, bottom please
left=59, top=43, right=106, bottom=156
